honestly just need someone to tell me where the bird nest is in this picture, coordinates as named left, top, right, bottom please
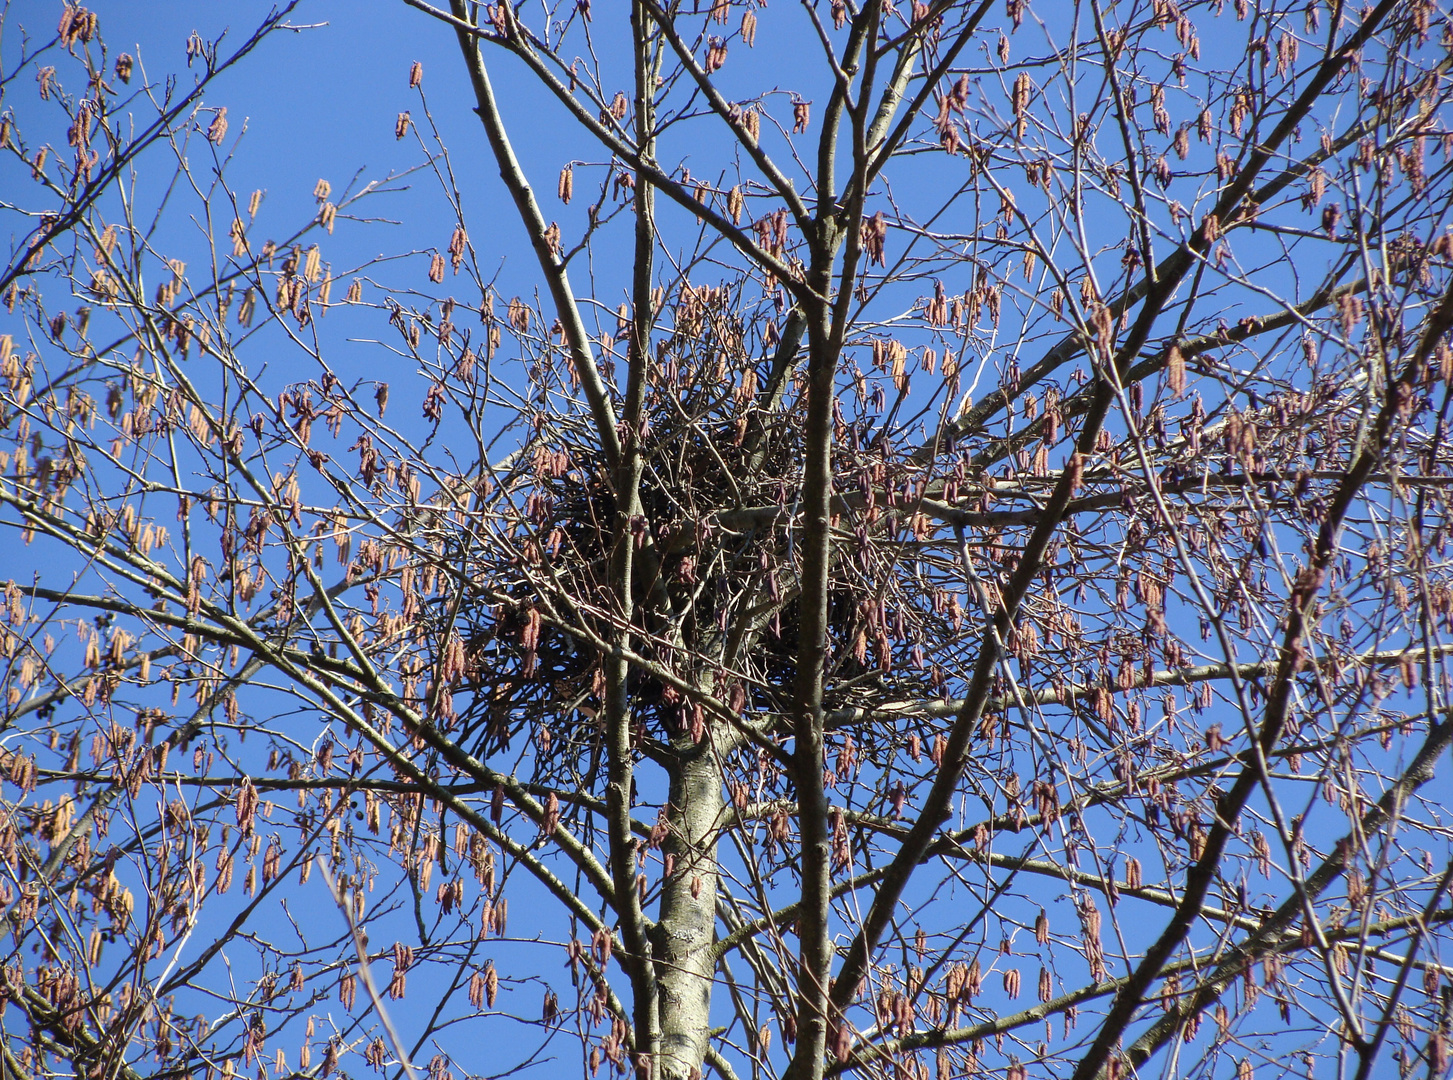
left=434, top=291, right=964, bottom=773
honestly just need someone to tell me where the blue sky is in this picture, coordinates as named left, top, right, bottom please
left=47, top=0, right=576, bottom=329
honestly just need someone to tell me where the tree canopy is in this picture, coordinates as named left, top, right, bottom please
left=2, top=1, right=1453, bottom=1080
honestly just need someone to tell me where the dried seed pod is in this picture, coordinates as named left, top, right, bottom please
left=1166, top=343, right=1186, bottom=397
left=1003, top=968, right=1021, bottom=998
left=206, top=107, right=228, bottom=145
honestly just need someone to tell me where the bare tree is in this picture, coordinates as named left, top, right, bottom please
left=2, top=1, right=1453, bottom=1079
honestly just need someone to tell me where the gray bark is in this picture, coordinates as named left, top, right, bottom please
left=654, top=747, right=725, bottom=1079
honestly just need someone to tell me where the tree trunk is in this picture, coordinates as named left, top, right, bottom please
left=654, top=746, right=724, bottom=1079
